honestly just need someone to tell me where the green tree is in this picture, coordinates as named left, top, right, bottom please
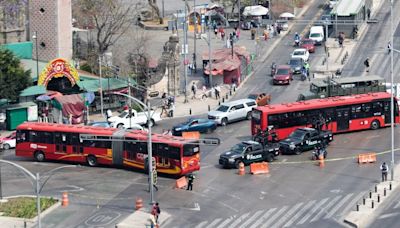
left=0, top=48, right=32, bottom=101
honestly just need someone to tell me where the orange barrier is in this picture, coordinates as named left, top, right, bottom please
left=61, top=192, right=69, bottom=207
left=135, top=197, right=143, bottom=210
left=238, top=162, right=245, bottom=175
left=319, top=155, right=325, bottom=168
left=358, top=153, right=377, bottom=164
left=182, top=131, right=200, bottom=139
left=175, top=176, right=188, bottom=189
left=250, top=162, right=269, bottom=175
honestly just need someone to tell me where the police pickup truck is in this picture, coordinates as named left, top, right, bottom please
left=279, top=128, right=333, bottom=155
left=219, top=141, right=280, bottom=168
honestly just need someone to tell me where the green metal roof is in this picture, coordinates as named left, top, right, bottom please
left=1, top=42, right=33, bottom=59
left=19, top=85, right=46, bottom=97
left=331, top=0, right=364, bottom=16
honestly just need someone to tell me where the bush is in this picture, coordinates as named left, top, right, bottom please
left=0, top=197, right=58, bottom=219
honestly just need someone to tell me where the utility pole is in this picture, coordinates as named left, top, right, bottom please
left=390, top=0, right=395, bottom=181
left=183, top=0, right=189, bottom=103
left=99, top=55, right=104, bottom=117
left=208, top=18, right=212, bottom=87
left=238, top=0, right=241, bottom=28
left=192, top=0, right=197, bottom=73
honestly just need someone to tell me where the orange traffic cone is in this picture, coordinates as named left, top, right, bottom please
left=319, top=155, right=325, bottom=168
left=61, top=192, right=69, bottom=207
left=238, top=162, right=245, bottom=175
left=135, top=197, right=143, bottom=210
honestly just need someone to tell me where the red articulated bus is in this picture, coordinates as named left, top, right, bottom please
left=251, top=92, right=400, bottom=140
left=15, top=122, right=200, bottom=175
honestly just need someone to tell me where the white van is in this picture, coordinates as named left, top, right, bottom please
left=309, top=26, right=324, bottom=45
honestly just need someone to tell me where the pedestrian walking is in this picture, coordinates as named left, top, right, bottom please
left=215, top=85, right=221, bottom=99
left=338, top=32, right=344, bottom=48
left=380, top=162, right=389, bottom=182
left=235, top=27, right=240, bottom=40
left=214, top=24, right=218, bottom=38
left=388, top=41, right=391, bottom=54
left=148, top=176, right=159, bottom=191
left=364, top=57, right=370, bottom=72
left=304, top=61, right=310, bottom=80
left=191, top=82, right=197, bottom=99
left=221, top=29, right=225, bottom=41
left=106, top=109, right=112, bottom=119
left=187, top=173, right=195, bottom=191
left=153, top=202, right=161, bottom=224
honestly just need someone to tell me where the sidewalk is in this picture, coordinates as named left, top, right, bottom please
left=116, top=208, right=170, bottom=228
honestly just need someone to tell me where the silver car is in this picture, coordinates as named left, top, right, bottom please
left=208, top=99, right=257, bottom=126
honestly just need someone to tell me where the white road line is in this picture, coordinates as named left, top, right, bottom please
left=270, top=202, right=304, bottom=228
left=324, top=193, right=354, bottom=219
left=249, top=208, right=277, bottom=228
left=310, top=195, right=342, bottom=222
left=239, top=210, right=264, bottom=228
left=283, top=200, right=316, bottom=227
left=229, top=212, right=250, bottom=227
left=161, top=217, right=173, bottom=228
left=297, top=197, right=329, bottom=225
left=216, top=217, right=234, bottom=228
left=259, top=206, right=288, bottom=228
left=194, top=221, right=208, bottom=228
left=205, top=218, right=222, bottom=228
left=339, top=191, right=366, bottom=217
left=393, top=200, right=400, bottom=209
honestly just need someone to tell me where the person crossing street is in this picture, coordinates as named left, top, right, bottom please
left=380, top=162, right=389, bottom=182
left=364, top=57, right=370, bottom=72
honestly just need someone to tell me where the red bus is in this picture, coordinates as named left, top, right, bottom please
left=251, top=92, right=400, bottom=139
left=15, top=122, right=200, bottom=175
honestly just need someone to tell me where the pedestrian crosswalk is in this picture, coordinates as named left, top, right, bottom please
left=188, top=191, right=367, bottom=228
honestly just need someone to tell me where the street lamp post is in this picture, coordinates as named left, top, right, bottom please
left=390, top=0, right=395, bottom=180
left=112, top=92, right=155, bottom=204
left=32, top=32, right=39, bottom=78
left=99, top=56, right=104, bottom=117
left=0, top=160, right=77, bottom=228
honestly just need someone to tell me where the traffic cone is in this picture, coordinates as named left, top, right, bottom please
left=319, top=155, right=325, bottom=168
left=238, top=162, right=245, bottom=175
left=135, top=197, right=143, bottom=210
left=61, top=192, right=69, bottom=207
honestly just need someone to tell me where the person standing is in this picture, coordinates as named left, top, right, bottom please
left=304, top=61, right=310, bottom=80
left=187, top=173, right=195, bottom=191
left=191, top=82, right=197, bottom=99
left=388, top=41, right=391, bottom=54
left=235, top=27, right=240, bottom=40
left=364, top=57, right=370, bottom=72
left=215, top=85, right=221, bottom=99
left=380, top=162, right=389, bottom=182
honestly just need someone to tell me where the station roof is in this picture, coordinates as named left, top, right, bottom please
left=331, top=0, right=364, bottom=16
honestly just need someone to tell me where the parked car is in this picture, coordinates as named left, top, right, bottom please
left=273, top=65, right=293, bottom=85
left=0, top=132, right=16, bottom=150
left=247, top=93, right=271, bottom=106
left=276, top=20, right=289, bottom=31
left=291, top=48, right=310, bottom=62
left=208, top=99, right=257, bottom=126
left=172, top=118, right=217, bottom=136
left=301, top=39, right=316, bottom=53
left=108, top=109, right=161, bottom=129
left=288, top=57, right=304, bottom=74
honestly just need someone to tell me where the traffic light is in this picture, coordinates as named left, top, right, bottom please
left=152, top=170, right=158, bottom=185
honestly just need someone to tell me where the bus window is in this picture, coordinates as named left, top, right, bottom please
left=183, top=145, right=199, bottom=157
left=167, top=146, right=180, bottom=160
left=252, top=110, right=262, bottom=124
left=29, top=131, right=39, bottom=143
left=16, top=130, right=27, bottom=143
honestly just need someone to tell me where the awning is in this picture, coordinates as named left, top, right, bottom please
left=243, top=5, right=269, bottom=16
left=19, top=85, right=46, bottom=97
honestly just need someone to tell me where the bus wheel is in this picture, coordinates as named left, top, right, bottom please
left=87, top=155, right=98, bottom=167
left=34, top=151, right=45, bottom=162
left=370, top=120, right=380, bottom=130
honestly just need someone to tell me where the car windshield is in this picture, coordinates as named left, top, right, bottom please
left=293, top=51, right=305, bottom=56
left=289, top=130, right=305, bottom=139
left=310, top=33, right=321, bottom=38
left=248, top=94, right=258, bottom=100
left=276, top=68, right=289, bottom=75
left=231, top=144, right=246, bottom=153
left=289, top=59, right=301, bottom=65
left=118, top=112, right=128, bottom=118
left=217, top=105, right=229, bottom=112
left=302, top=40, right=314, bottom=44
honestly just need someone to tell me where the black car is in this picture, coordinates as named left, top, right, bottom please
left=288, top=57, right=304, bottom=74
left=219, top=141, right=280, bottom=168
left=279, top=128, right=333, bottom=155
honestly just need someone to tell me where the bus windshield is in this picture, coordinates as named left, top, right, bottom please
left=183, top=144, right=200, bottom=157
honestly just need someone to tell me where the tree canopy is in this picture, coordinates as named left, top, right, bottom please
left=0, top=48, right=32, bottom=101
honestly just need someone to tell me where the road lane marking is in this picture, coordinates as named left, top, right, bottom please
left=249, top=208, right=277, bottom=228
left=339, top=191, right=366, bottom=217
left=229, top=212, right=250, bottom=227
left=283, top=200, right=316, bottom=227
left=239, top=210, right=264, bottom=228
left=270, top=202, right=303, bottom=228
left=393, top=200, right=400, bottom=209
left=216, top=217, right=233, bottom=228
left=310, top=195, right=341, bottom=222
left=324, top=193, right=354, bottom=219
left=378, top=212, right=400, bottom=219
left=205, top=218, right=222, bottom=228
left=194, top=221, right=208, bottom=228
left=260, top=206, right=288, bottom=228
left=297, top=197, right=329, bottom=225
left=217, top=201, right=239, bottom=213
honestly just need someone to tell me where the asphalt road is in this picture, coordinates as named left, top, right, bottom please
left=1, top=1, right=400, bottom=228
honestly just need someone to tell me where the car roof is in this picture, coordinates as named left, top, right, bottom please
left=243, top=140, right=260, bottom=145
left=277, top=65, right=291, bottom=69
left=221, top=99, right=256, bottom=106
left=298, top=127, right=316, bottom=132
left=289, top=57, right=303, bottom=62
left=293, top=48, right=307, bottom=52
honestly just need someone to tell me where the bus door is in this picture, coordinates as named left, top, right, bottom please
left=384, top=101, right=391, bottom=124
left=54, top=132, right=67, bottom=153
left=155, top=144, right=171, bottom=168
left=112, top=130, right=125, bottom=166
left=71, top=134, right=83, bottom=154
left=336, top=107, right=350, bottom=131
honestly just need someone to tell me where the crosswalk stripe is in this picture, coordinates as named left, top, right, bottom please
left=393, top=201, right=400, bottom=209
left=216, top=217, right=233, bottom=228
left=297, top=197, right=329, bottom=225
left=339, top=191, right=366, bottom=217
left=310, top=195, right=341, bottom=222
left=239, top=210, right=264, bottom=228
left=270, top=202, right=303, bottom=228
left=194, top=221, right=208, bottom=228
left=324, top=193, right=354, bottom=219
left=283, top=200, right=316, bottom=227
left=249, top=208, right=277, bottom=228
left=229, top=212, right=250, bottom=227
left=259, top=206, right=288, bottom=228
left=205, top=218, right=222, bottom=228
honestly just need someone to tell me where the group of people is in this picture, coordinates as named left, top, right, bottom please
left=160, top=94, right=175, bottom=118
left=191, top=82, right=221, bottom=100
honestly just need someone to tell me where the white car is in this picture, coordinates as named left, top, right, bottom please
left=108, top=109, right=161, bottom=129
left=207, top=99, right=257, bottom=126
left=0, top=132, right=16, bottom=150
left=291, top=48, right=310, bottom=62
